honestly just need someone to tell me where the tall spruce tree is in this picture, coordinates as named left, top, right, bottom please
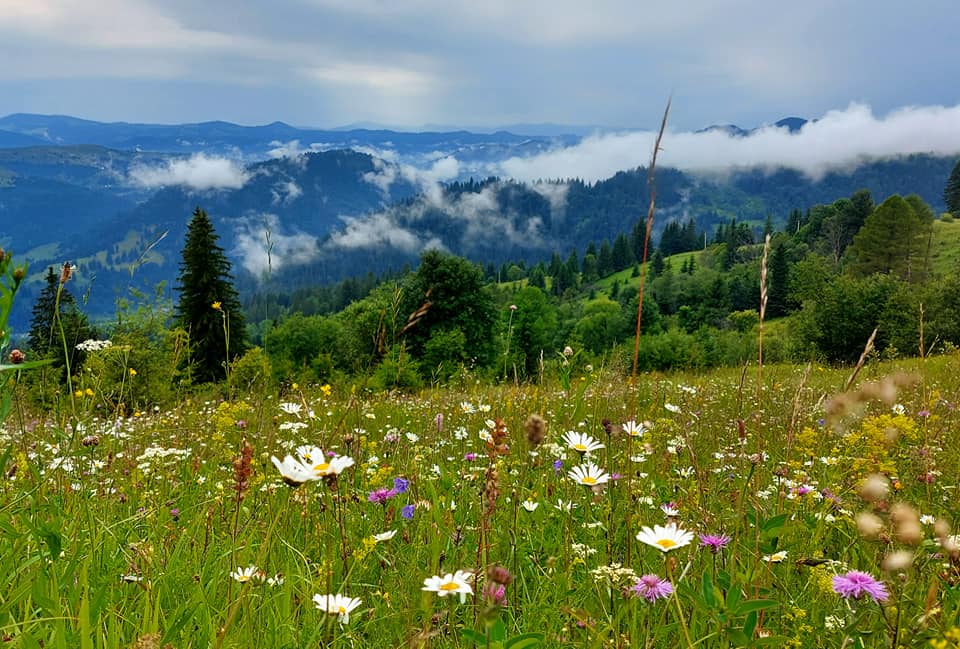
left=175, top=207, right=247, bottom=383
left=945, top=159, right=960, bottom=216
left=27, top=265, right=97, bottom=376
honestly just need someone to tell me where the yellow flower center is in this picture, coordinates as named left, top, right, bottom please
left=338, top=606, right=346, bottom=614
left=237, top=575, right=250, bottom=582
left=314, top=463, right=330, bottom=473
left=573, top=444, right=587, bottom=451
left=440, top=582, right=460, bottom=591
left=581, top=476, right=597, bottom=485
left=655, top=539, right=677, bottom=549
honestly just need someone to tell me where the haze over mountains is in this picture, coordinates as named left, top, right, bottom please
left=1, top=104, right=959, bottom=331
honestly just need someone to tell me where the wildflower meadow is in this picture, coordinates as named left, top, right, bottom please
left=3, top=344, right=960, bottom=648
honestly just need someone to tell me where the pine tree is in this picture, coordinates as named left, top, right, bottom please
left=27, top=265, right=97, bottom=376
left=945, top=159, right=960, bottom=215
left=175, top=207, right=247, bottom=383
left=766, top=243, right=790, bottom=318
left=845, top=195, right=924, bottom=281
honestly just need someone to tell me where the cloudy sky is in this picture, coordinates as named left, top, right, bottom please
left=1, top=0, right=957, bottom=131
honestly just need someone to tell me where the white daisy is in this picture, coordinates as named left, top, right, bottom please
left=622, top=420, right=647, bottom=438
left=635, top=523, right=694, bottom=553
left=230, top=565, right=264, bottom=583
left=271, top=455, right=314, bottom=486
left=567, top=462, right=610, bottom=487
left=422, top=570, right=473, bottom=603
left=313, top=593, right=362, bottom=625
left=373, top=530, right=397, bottom=542
left=561, top=431, right=604, bottom=454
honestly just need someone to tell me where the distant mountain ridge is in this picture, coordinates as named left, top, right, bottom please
left=2, top=111, right=956, bottom=335
left=0, top=113, right=578, bottom=159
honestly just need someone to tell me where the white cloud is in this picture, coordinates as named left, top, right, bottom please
left=271, top=180, right=303, bottom=205
left=129, top=153, right=250, bottom=190
left=233, top=213, right=319, bottom=277
left=327, top=212, right=424, bottom=252
left=360, top=149, right=460, bottom=201
left=499, top=103, right=960, bottom=183
left=267, top=139, right=325, bottom=159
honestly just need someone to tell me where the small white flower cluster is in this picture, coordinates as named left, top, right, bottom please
left=136, top=446, right=191, bottom=473
left=590, top=563, right=638, bottom=587
left=571, top=542, right=598, bottom=559
left=76, top=339, right=113, bottom=352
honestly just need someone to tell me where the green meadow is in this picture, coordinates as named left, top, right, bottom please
left=2, top=351, right=959, bottom=648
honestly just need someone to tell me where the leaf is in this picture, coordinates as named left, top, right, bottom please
left=461, top=629, right=487, bottom=645
left=37, top=526, right=62, bottom=562
left=726, top=628, right=750, bottom=646
left=733, top=599, right=778, bottom=616
left=0, top=359, right=54, bottom=372
left=702, top=572, right=716, bottom=608
left=742, top=610, right=758, bottom=639
left=505, top=633, right=544, bottom=649
left=488, top=619, right=507, bottom=642
left=761, top=513, right=788, bottom=535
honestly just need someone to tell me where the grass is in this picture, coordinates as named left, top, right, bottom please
left=3, top=352, right=960, bottom=647
left=929, top=219, right=960, bottom=277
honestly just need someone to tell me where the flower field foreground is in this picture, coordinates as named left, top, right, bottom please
left=2, top=356, right=960, bottom=647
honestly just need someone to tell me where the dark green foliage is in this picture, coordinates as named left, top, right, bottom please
left=528, top=264, right=547, bottom=290
left=174, top=207, right=247, bottom=383
left=263, top=313, right=345, bottom=382
left=659, top=219, right=702, bottom=256
left=793, top=274, right=902, bottom=362
left=400, top=250, right=498, bottom=369
left=572, top=298, right=628, bottom=355
left=580, top=254, right=599, bottom=283
left=27, top=265, right=97, bottom=376
left=508, top=286, right=558, bottom=378
left=845, top=195, right=927, bottom=281
left=649, top=250, right=665, bottom=278
left=611, top=233, right=635, bottom=271
left=766, top=242, right=790, bottom=318
left=945, top=159, right=960, bottom=215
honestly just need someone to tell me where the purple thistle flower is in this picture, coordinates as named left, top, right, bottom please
left=393, top=477, right=410, bottom=494
left=699, top=534, right=732, bottom=553
left=401, top=504, right=415, bottom=520
left=464, top=452, right=477, bottom=461
left=368, top=489, right=393, bottom=505
left=631, top=574, right=673, bottom=602
left=831, top=571, right=889, bottom=602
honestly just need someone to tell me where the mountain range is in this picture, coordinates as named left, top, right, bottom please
left=0, top=113, right=955, bottom=332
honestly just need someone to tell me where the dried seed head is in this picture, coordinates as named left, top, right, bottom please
left=881, top=550, right=914, bottom=572
left=897, top=519, right=923, bottom=545
left=856, top=511, right=884, bottom=538
left=524, top=414, right=547, bottom=447
left=859, top=474, right=889, bottom=502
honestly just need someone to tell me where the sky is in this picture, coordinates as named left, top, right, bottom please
left=1, top=0, right=958, bottom=131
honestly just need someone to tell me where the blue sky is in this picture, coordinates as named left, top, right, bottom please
left=1, top=0, right=958, bottom=130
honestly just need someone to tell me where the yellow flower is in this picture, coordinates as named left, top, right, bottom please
left=211, top=301, right=222, bottom=311
left=74, top=390, right=84, bottom=398
left=85, top=388, right=94, bottom=397
left=129, top=368, right=137, bottom=377
left=320, top=384, right=332, bottom=397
